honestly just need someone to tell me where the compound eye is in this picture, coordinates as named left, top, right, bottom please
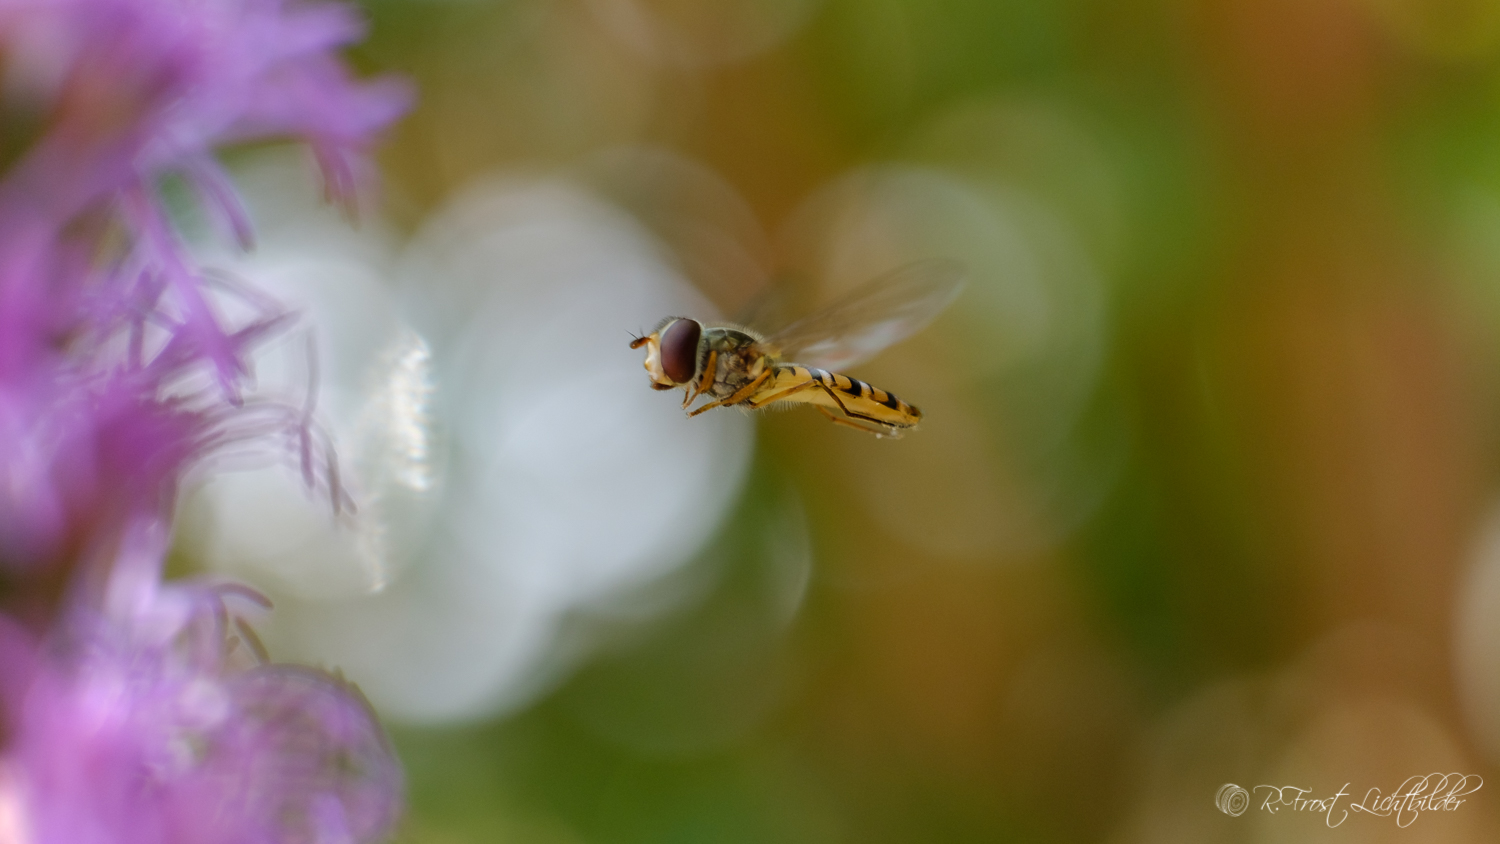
left=659, top=318, right=702, bottom=384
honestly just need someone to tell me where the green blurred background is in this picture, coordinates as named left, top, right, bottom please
left=324, top=0, right=1500, bottom=840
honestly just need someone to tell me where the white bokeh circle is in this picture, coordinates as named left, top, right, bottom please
left=183, top=159, right=755, bottom=723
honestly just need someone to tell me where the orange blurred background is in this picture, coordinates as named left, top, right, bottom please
left=186, top=0, right=1500, bottom=840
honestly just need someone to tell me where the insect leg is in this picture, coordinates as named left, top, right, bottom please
left=696, top=350, right=718, bottom=395
left=687, top=367, right=773, bottom=417
left=814, top=382, right=903, bottom=438
left=815, top=406, right=902, bottom=438
left=745, top=377, right=817, bottom=409
left=684, top=349, right=718, bottom=409
left=723, top=368, right=775, bottom=406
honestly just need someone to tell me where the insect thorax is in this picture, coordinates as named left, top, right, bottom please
left=701, top=326, right=772, bottom=399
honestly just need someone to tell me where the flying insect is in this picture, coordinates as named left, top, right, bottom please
left=630, top=259, right=965, bottom=438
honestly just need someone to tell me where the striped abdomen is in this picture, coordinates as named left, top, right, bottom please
left=772, top=364, right=922, bottom=429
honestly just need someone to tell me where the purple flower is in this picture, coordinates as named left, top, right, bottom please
left=0, top=0, right=411, bottom=840
left=0, top=0, right=409, bottom=575
left=2, top=580, right=402, bottom=844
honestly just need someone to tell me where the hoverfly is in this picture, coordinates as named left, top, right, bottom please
left=631, top=259, right=965, bottom=438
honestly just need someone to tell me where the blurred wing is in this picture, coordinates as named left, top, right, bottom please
left=731, top=270, right=803, bottom=337
left=767, top=258, right=966, bottom=371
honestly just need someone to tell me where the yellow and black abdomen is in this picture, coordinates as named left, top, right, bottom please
left=769, top=365, right=921, bottom=429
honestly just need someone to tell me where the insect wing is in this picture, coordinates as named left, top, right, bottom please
left=766, top=258, right=965, bottom=371
left=730, top=273, right=799, bottom=337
